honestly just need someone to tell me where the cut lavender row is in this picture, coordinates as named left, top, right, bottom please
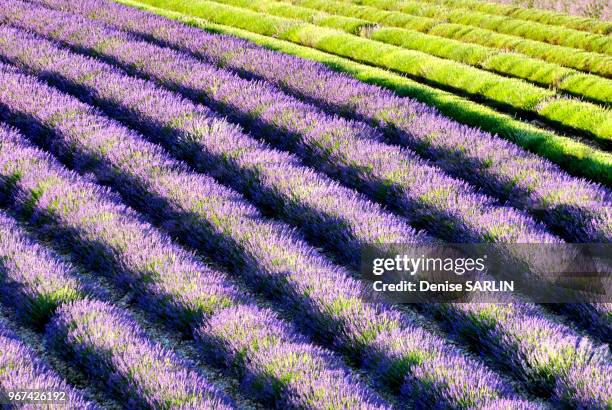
left=0, top=206, right=84, bottom=326
left=0, top=128, right=389, bottom=409
left=0, top=66, right=516, bottom=408
left=0, top=0, right=567, bottom=248
left=19, top=0, right=612, bottom=244
left=46, top=299, right=234, bottom=410
left=0, top=24, right=424, bottom=269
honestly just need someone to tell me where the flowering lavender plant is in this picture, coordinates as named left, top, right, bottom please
left=0, top=66, right=517, bottom=408
left=46, top=299, right=234, bottom=410
left=0, top=124, right=388, bottom=409
left=0, top=207, right=84, bottom=326
left=0, top=318, right=98, bottom=410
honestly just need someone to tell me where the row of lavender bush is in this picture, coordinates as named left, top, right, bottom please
left=0, top=317, right=98, bottom=409
left=0, top=0, right=580, bottom=250
left=1, top=17, right=609, bottom=348
left=0, top=125, right=390, bottom=409
left=0, top=60, right=520, bottom=408
left=49, top=0, right=610, bottom=244
left=0, top=212, right=85, bottom=326
left=0, top=206, right=232, bottom=409
left=47, top=300, right=235, bottom=410
left=0, top=27, right=609, bottom=409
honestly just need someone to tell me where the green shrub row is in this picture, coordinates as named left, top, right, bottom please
left=346, top=0, right=612, bottom=55
left=433, top=0, right=612, bottom=35
left=288, top=0, right=612, bottom=78
left=121, top=0, right=612, bottom=186
left=155, top=0, right=612, bottom=142
left=266, top=0, right=612, bottom=104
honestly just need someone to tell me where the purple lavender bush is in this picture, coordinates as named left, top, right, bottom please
left=196, top=305, right=390, bottom=409
left=0, top=66, right=519, bottom=408
left=2, top=9, right=610, bottom=348
left=554, top=362, right=612, bottom=408
left=0, top=206, right=84, bottom=327
left=0, top=318, right=98, bottom=409
left=45, top=299, right=234, bottom=410
left=0, top=125, right=389, bottom=409
left=29, top=0, right=612, bottom=244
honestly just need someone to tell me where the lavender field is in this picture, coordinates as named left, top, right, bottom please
left=0, top=0, right=610, bottom=408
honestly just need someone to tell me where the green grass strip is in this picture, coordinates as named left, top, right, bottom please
left=268, top=0, right=612, bottom=104
left=283, top=0, right=612, bottom=79
left=117, top=0, right=612, bottom=186
left=428, top=0, right=612, bottom=35
left=134, top=0, right=612, bottom=144
left=344, top=0, right=612, bottom=55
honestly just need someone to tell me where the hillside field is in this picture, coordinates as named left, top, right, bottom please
left=0, top=0, right=610, bottom=409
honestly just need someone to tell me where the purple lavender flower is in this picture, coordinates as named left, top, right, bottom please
left=30, top=0, right=611, bottom=245
left=46, top=299, right=234, bottom=410
left=553, top=362, right=612, bottom=409
left=0, top=206, right=85, bottom=326
left=0, top=318, right=98, bottom=409
left=0, top=69, right=513, bottom=407
left=0, top=125, right=391, bottom=409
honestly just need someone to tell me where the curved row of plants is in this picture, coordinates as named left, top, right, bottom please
left=120, top=0, right=612, bottom=145
left=115, top=0, right=612, bottom=187
left=0, top=4, right=610, bottom=407
left=209, top=0, right=612, bottom=105
left=408, top=0, right=612, bottom=34
left=270, top=0, right=612, bottom=78
left=343, top=0, right=612, bottom=54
